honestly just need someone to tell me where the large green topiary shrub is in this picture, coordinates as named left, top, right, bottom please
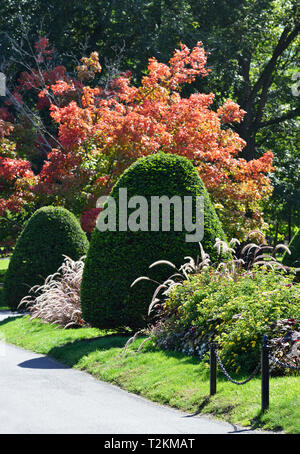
left=3, top=206, right=89, bottom=311
left=81, top=152, right=227, bottom=330
left=283, top=230, right=300, bottom=272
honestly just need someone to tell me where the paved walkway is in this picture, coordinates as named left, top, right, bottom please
left=0, top=312, right=266, bottom=434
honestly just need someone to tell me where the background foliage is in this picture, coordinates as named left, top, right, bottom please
left=0, top=0, right=299, bottom=248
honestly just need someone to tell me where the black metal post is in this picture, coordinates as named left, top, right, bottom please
left=261, top=335, right=270, bottom=413
left=210, top=342, right=217, bottom=396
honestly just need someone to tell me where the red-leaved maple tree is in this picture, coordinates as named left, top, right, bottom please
left=0, top=38, right=273, bottom=239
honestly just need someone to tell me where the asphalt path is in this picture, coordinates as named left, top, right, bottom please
left=0, top=312, right=268, bottom=434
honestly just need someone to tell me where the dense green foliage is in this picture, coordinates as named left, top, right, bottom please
left=0, top=0, right=197, bottom=79
left=283, top=229, right=300, bottom=268
left=189, top=1, right=299, bottom=157
left=152, top=269, right=300, bottom=373
left=81, top=152, right=226, bottom=330
left=262, top=124, right=300, bottom=243
left=3, top=206, right=89, bottom=311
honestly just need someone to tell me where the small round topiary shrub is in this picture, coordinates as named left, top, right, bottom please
left=3, top=206, right=89, bottom=311
left=283, top=230, right=300, bottom=279
left=81, top=152, right=227, bottom=330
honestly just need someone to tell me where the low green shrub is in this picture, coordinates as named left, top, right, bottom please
left=0, top=288, right=4, bottom=309
left=0, top=269, right=6, bottom=283
left=3, top=206, right=89, bottom=311
left=151, top=269, right=300, bottom=374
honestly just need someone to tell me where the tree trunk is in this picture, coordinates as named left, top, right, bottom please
left=288, top=207, right=292, bottom=244
left=273, top=222, right=279, bottom=247
left=235, top=118, right=257, bottom=161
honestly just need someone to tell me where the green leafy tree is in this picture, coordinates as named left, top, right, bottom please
left=262, top=122, right=300, bottom=243
left=188, top=0, right=300, bottom=160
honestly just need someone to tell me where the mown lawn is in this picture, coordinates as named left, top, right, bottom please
left=0, top=315, right=299, bottom=433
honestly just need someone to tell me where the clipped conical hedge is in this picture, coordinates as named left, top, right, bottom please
left=3, top=206, right=89, bottom=311
left=283, top=230, right=300, bottom=270
left=81, top=152, right=227, bottom=330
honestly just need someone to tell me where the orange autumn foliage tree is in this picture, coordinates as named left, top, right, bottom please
left=0, top=119, right=36, bottom=216
left=44, top=43, right=273, bottom=237
left=1, top=40, right=273, bottom=238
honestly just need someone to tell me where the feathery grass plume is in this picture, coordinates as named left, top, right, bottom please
left=19, top=256, right=86, bottom=328
left=132, top=232, right=291, bottom=317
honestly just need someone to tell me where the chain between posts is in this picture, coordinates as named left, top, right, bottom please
left=210, top=342, right=260, bottom=386
left=209, top=335, right=299, bottom=413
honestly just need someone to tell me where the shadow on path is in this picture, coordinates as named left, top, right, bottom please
left=18, top=356, right=70, bottom=369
